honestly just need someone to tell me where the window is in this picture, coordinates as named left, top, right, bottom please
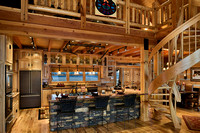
left=116, top=69, right=120, bottom=86
left=51, top=72, right=67, bottom=82
left=69, top=72, right=83, bottom=81
left=85, top=72, right=98, bottom=81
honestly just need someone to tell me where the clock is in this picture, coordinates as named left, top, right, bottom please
left=95, top=0, right=116, bottom=16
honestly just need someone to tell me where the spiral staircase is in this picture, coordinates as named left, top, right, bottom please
left=148, top=11, right=200, bottom=129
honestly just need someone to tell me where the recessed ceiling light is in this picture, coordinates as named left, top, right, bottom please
left=144, top=28, right=148, bottom=30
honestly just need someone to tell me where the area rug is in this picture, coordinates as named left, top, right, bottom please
left=38, top=108, right=49, bottom=120
left=182, top=115, right=200, bottom=131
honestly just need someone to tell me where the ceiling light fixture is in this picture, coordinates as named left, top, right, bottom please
left=106, top=43, right=108, bottom=46
left=125, top=46, right=127, bottom=51
left=117, top=49, right=119, bottom=54
left=144, top=28, right=148, bottom=30
left=58, top=65, right=61, bottom=75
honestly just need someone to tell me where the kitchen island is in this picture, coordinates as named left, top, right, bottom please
left=49, top=93, right=142, bottom=131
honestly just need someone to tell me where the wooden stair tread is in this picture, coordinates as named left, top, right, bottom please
left=151, top=93, right=170, bottom=96
left=165, top=114, right=181, bottom=124
left=157, top=87, right=171, bottom=89
left=149, top=99, right=169, bottom=102
left=151, top=104, right=170, bottom=109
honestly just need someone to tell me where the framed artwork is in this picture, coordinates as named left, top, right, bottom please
left=190, top=67, right=200, bottom=81
left=95, top=0, right=117, bottom=17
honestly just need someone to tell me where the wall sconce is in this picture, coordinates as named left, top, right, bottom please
left=184, top=70, right=187, bottom=79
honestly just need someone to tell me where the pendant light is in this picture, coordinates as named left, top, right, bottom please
left=58, top=65, right=61, bottom=75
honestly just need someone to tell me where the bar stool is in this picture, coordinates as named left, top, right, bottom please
left=114, top=94, right=137, bottom=129
left=88, top=96, right=109, bottom=131
left=57, top=97, right=77, bottom=133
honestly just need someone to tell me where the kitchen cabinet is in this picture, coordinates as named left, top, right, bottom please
left=42, top=90, right=52, bottom=107
left=32, top=58, right=42, bottom=70
left=18, top=50, right=42, bottom=70
left=0, top=35, right=5, bottom=62
left=12, top=94, right=19, bottom=121
left=6, top=36, right=13, bottom=64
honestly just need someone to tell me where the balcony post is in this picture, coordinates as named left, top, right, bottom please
left=123, top=0, right=130, bottom=34
left=21, top=0, right=28, bottom=21
left=80, top=0, right=86, bottom=29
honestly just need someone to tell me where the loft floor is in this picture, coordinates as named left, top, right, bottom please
left=10, top=108, right=200, bottom=133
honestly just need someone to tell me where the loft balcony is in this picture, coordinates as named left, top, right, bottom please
left=0, top=0, right=190, bottom=45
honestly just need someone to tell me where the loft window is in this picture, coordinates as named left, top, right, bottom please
left=51, top=72, right=67, bottom=82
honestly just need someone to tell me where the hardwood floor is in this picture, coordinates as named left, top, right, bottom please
left=11, top=108, right=200, bottom=133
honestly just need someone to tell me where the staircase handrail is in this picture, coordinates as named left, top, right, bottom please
left=148, top=13, right=200, bottom=62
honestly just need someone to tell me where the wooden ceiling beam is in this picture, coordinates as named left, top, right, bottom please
left=93, top=45, right=114, bottom=54
left=112, top=46, right=126, bottom=56
left=13, top=36, right=22, bottom=49
left=119, top=48, right=140, bottom=56
left=108, top=46, right=123, bottom=54
left=72, top=46, right=80, bottom=53
left=48, top=40, right=52, bottom=52
left=60, top=41, right=67, bottom=52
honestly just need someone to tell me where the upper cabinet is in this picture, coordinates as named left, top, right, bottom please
left=6, top=36, right=13, bottom=64
left=0, top=35, right=6, bottom=62
left=43, top=52, right=103, bottom=66
left=17, top=50, right=42, bottom=70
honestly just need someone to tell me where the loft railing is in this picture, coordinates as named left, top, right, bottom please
left=0, top=0, right=191, bottom=34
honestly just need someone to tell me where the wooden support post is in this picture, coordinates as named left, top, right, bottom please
left=171, top=0, right=178, bottom=28
left=140, top=39, right=149, bottom=122
left=81, top=0, right=86, bottom=29
left=21, top=0, right=28, bottom=21
left=124, top=0, right=130, bottom=34
left=152, top=1, right=159, bottom=30
left=90, top=0, right=93, bottom=15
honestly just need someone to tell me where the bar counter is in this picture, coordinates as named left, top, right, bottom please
left=49, top=93, right=143, bottom=131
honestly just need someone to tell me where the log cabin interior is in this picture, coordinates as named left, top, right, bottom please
left=0, top=0, right=200, bottom=133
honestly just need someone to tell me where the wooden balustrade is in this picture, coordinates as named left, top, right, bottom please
left=23, top=0, right=192, bottom=33
left=156, top=0, right=172, bottom=26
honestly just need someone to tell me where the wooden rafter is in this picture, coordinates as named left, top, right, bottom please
left=60, top=41, right=67, bottom=52
left=108, top=46, right=123, bottom=54
left=119, top=48, right=140, bottom=56
left=48, top=40, right=52, bottom=52
left=93, top=45, right=113, bottom=54
left=112, top=46, right=126, bottom=56
left=72, top=46, right=79, bottom=53
left=13, top=36, right=22, bottom=49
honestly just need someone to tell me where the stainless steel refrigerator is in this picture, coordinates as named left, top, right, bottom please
left=20, top=71, right=41, bottom=108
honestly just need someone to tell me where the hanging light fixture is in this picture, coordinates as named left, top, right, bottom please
left=75, top=65, right=79, bottom=75
left=92, top=66, right=95, bottom=75
left=58, top=65, right=61, bottom=75
left=117, top=49, right=119, bottom=54
left=125, top=46, right=127, bottom=51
